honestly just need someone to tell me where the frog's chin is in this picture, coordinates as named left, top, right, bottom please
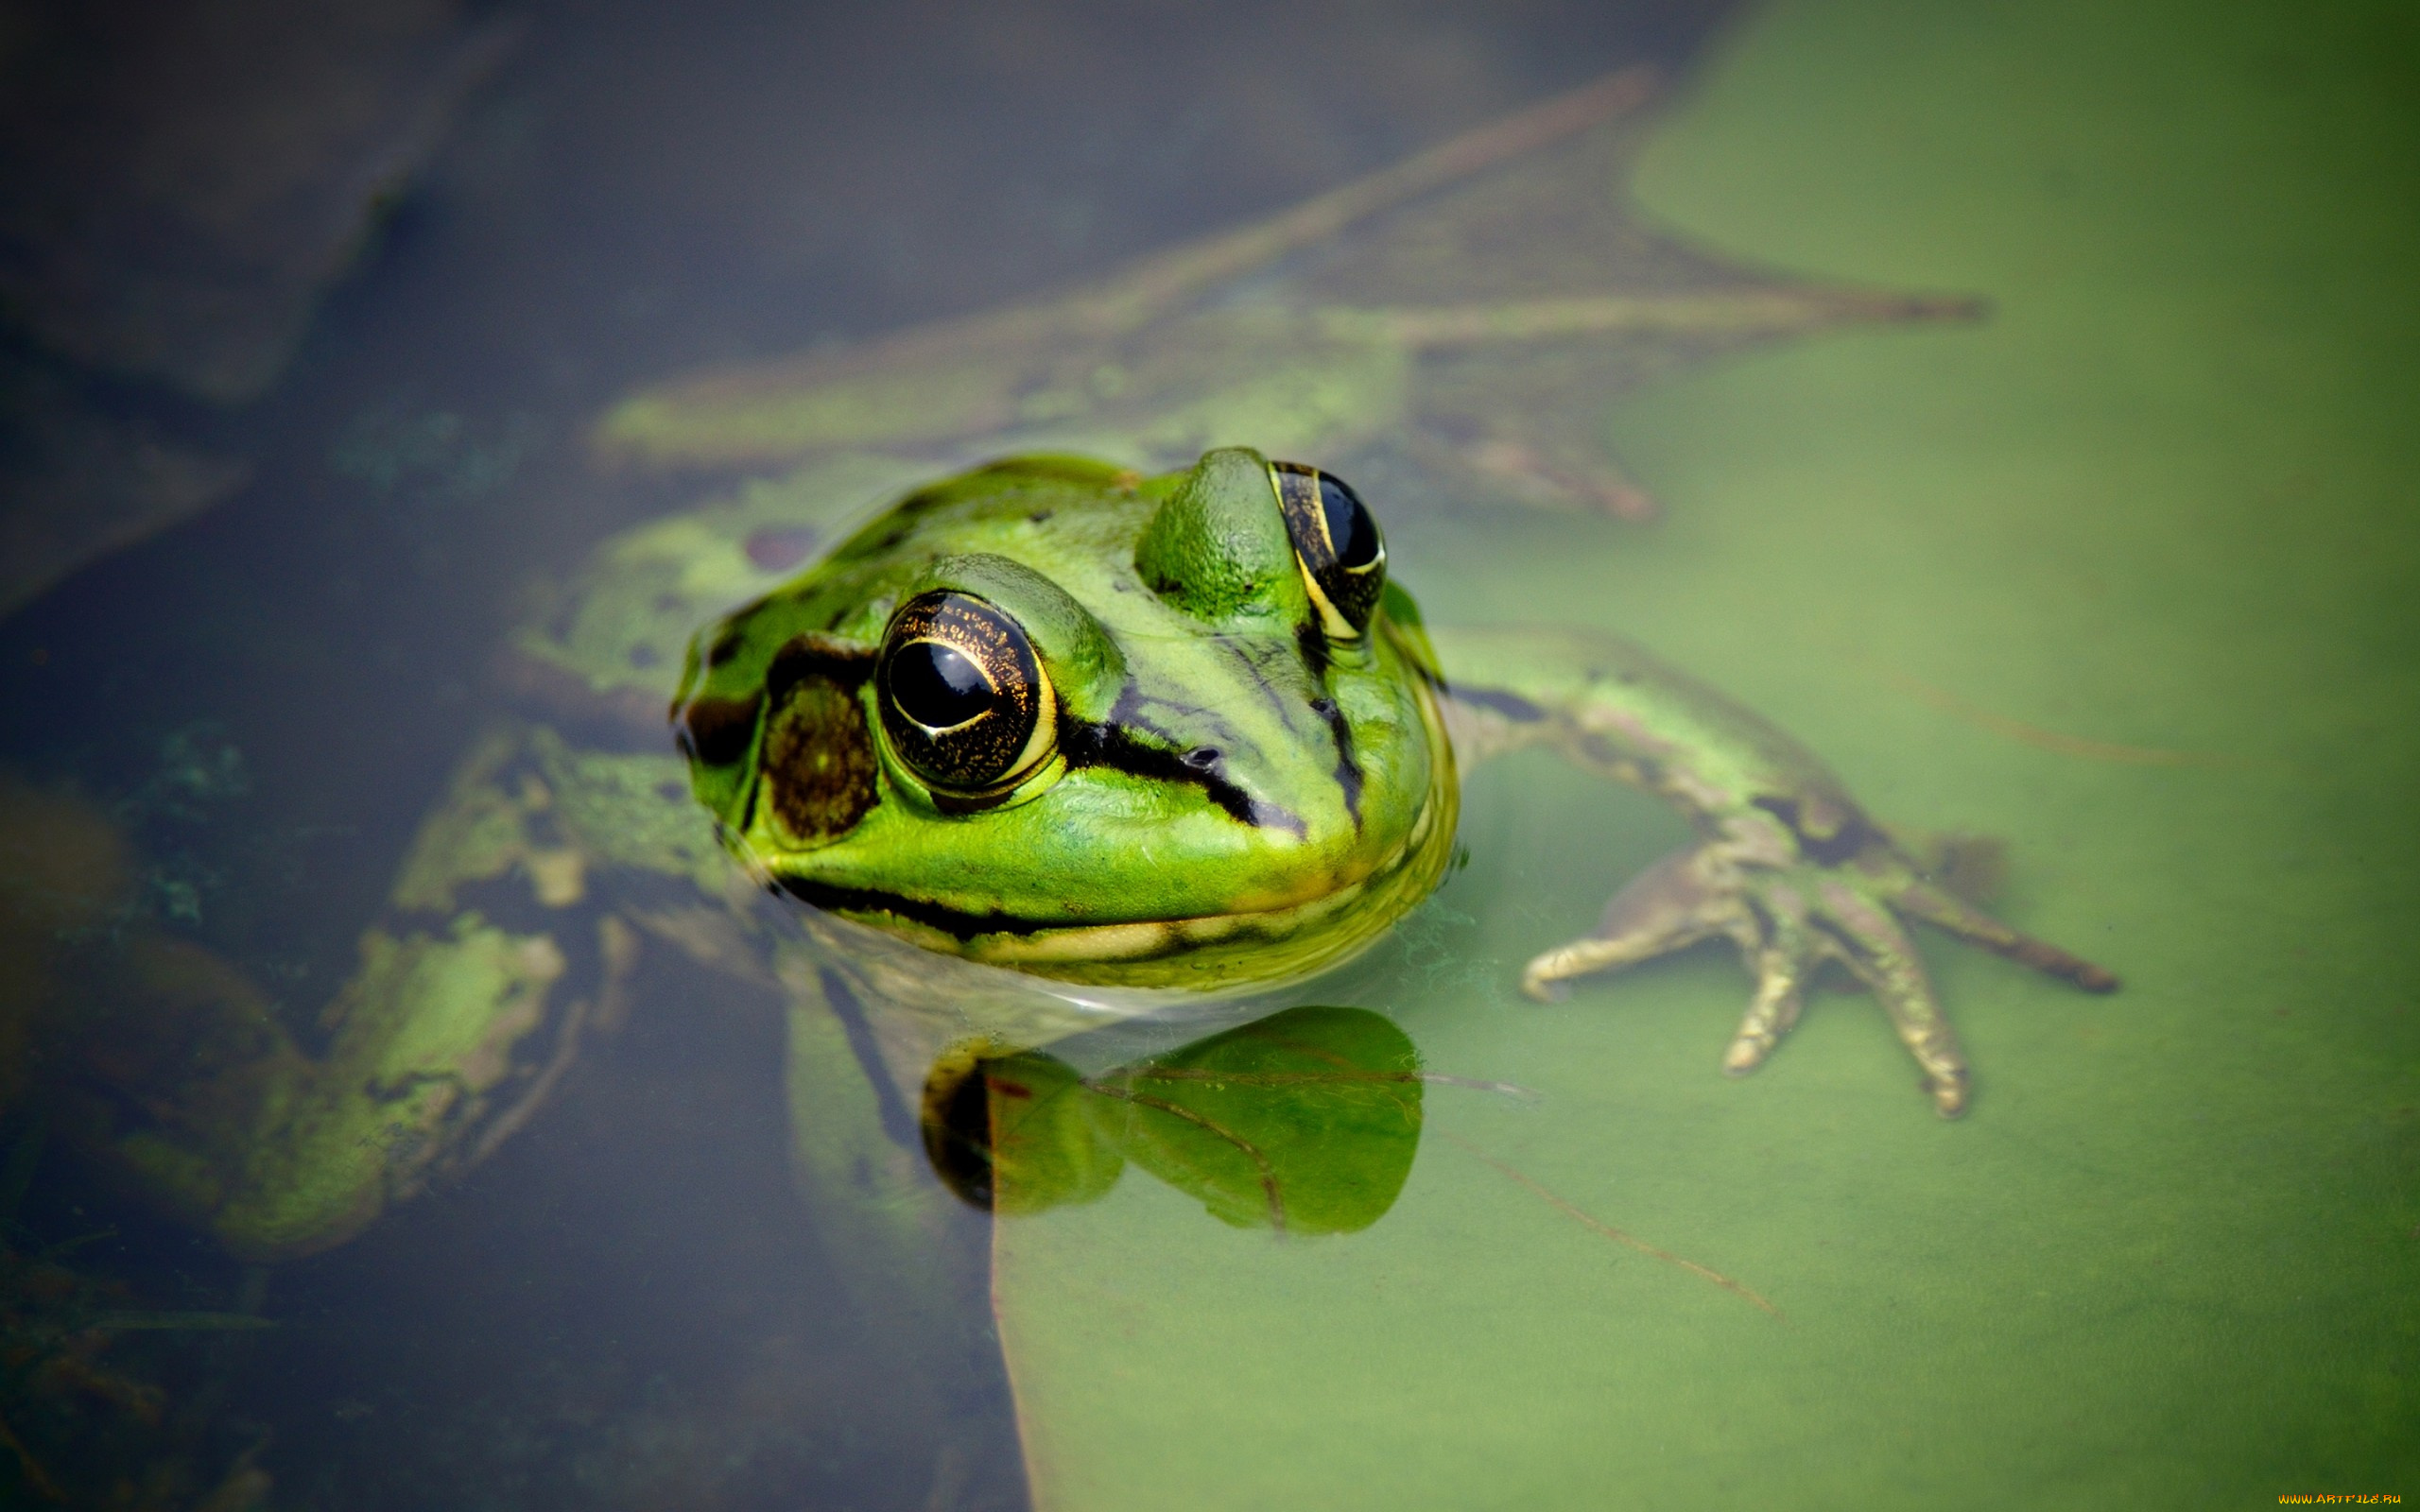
left=795, top=767, right=1458, bottom=999
left=790, top=899, right=1401, bottom=1112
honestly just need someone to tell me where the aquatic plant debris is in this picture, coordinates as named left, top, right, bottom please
left=1438, top=1130, right=1782, bottom=1317
left=1872, top=662, right=2228, bottom=768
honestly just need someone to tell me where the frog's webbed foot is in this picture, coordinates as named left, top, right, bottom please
left=1520, top=833, right=2117, bottom=1118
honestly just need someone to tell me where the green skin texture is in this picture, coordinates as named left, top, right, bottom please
left=678, top=451, right=1457, bottom=989
left=75, top=445, right=2113, bottom=1267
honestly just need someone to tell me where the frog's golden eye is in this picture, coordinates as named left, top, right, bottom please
left=877, top=590, right=1058, bottom=795
left=1270, top=461, right=1386, bottom=637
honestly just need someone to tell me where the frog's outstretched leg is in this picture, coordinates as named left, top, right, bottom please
left=1399, top=424, right=1658, bottom=521
left=596, top=70, right=1660, bottom=471
left=1425, top=624, right=2117, bottom=1116
left=1380, top=286, right=1985, bottom=522
left=53, top=722, right=736, bottom=1258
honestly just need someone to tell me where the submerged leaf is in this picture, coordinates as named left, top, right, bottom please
left=1084, top=1007, right=1423, bottom=1236
left=955, top=1006, right=1426, bottom=1236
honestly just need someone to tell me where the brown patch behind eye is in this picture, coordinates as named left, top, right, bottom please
left=764, top=676, right=878, bottom=844
left=681, top=691, right=766, bottom=766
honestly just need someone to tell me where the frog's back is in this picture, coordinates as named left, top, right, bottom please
left=778, top=455, right=1154, bottom=644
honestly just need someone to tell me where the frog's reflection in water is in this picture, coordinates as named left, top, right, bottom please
left=919, top=1005, right=1425, bottom=1235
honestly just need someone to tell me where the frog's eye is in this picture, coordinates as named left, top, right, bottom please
left=1270, top=461, right=1386, bottom=637
left=877, top=590, right=1058, bottom=795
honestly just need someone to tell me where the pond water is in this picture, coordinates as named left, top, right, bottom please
left=1, top=1, right=2413, bottom=1507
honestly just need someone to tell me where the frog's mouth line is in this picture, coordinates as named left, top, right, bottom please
left=772, top=872, right=1351, bottom=950
left=770, top=770, right=1448, bottom=963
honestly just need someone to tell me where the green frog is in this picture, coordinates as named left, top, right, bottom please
left=42, top=73, right=2115, bottom=1273
left=677, top=443, right=2110, bottom=1057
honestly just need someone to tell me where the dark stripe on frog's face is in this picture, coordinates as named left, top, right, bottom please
left=765, top=632, right=877, bottom=699
left=1058, top=606, right=1384, bottom=841
left=771, top=866, right=1356, bottom=952
left=1311, top=693, right=1364, bottom=825
left=1061, top=686, right=1305, bottom=836
left=775, top=875, right=1083, bottom=942
left=683, top=638, right=1326, bottom=841
left=1290, top=618, right=1367, bottom=825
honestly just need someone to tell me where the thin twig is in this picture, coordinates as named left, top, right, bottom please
left=0, top=1409, right=65, bottom=1503
left=1440, top=1130, right=1781, bottom=1317
left=1873, top=663, right=2225, bottom=768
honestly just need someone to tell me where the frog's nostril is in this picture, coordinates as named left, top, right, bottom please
left=1182, top=747, right=1221, bottom=770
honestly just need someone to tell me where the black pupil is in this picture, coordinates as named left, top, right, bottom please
left=889, top=641, right=994, bottom=730
left=1319, top=474, right=1379, bottom=570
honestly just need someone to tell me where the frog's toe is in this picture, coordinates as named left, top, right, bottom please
left=1519, top=846, right=1739, bottom=1002
left=1896, top=879, right=2119, bottom=993
left=1720, top=936, right=1813, bottom=1077
left=1816, top=878, right=1971, bottom=1118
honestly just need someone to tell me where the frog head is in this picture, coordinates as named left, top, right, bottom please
left=675, top=448, right=1457, bottom=990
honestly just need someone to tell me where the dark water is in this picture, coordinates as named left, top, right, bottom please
left=0, top=5, right=1724, bottom=1507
